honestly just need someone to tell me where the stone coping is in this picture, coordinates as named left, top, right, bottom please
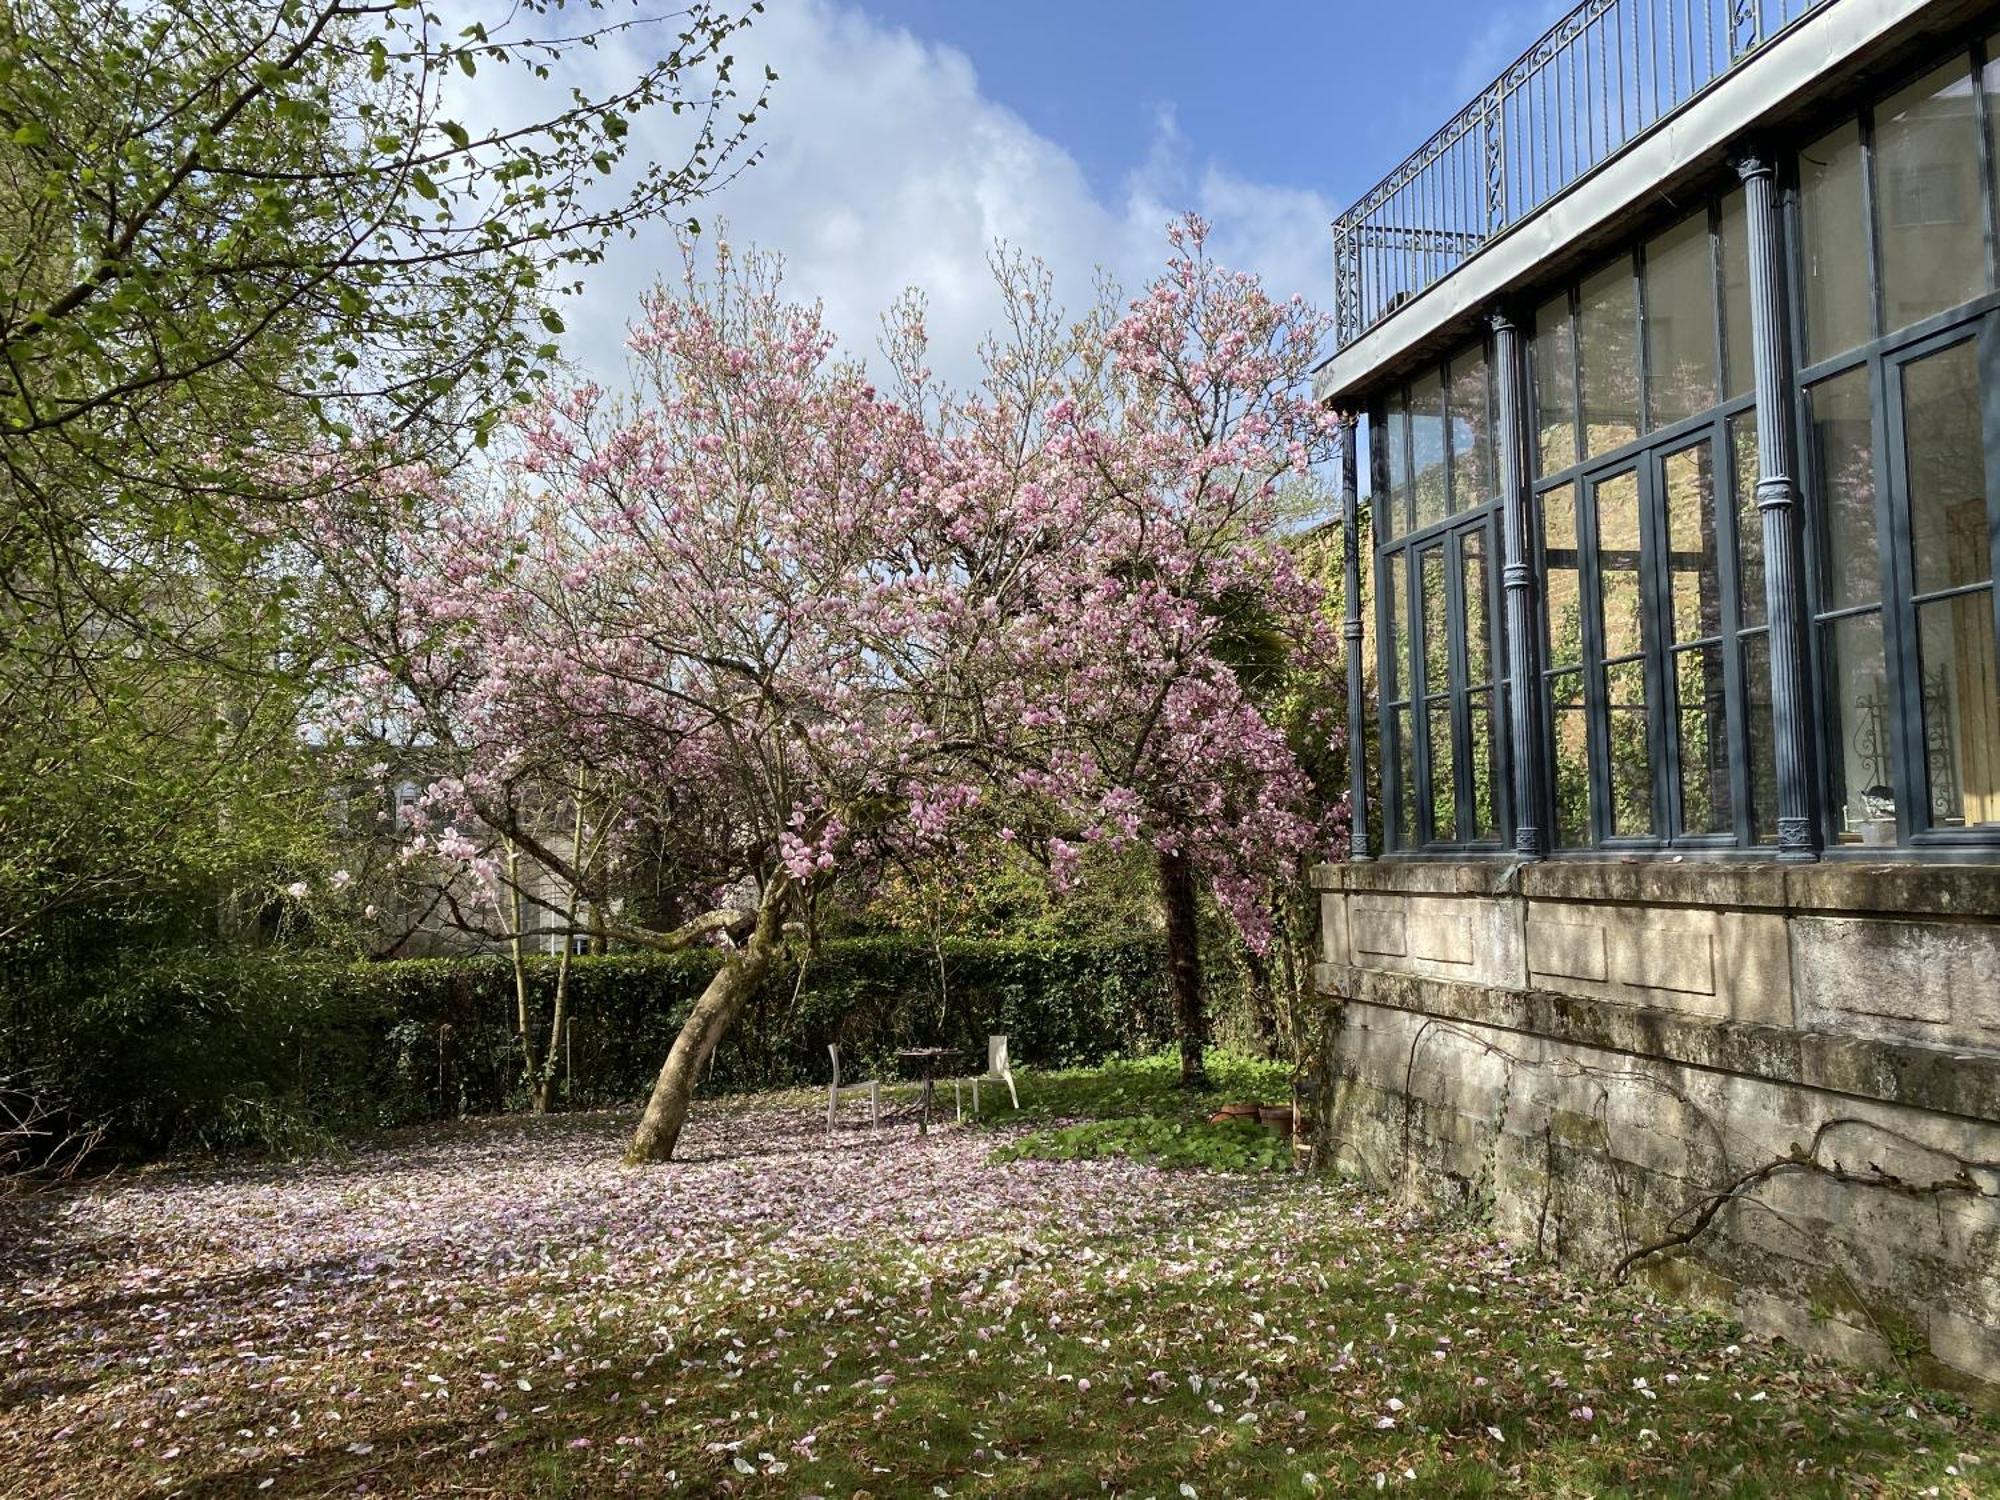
left=1310, top=857, right=2000, bottom=919
left=1312, top=962, right=2000, bottom=1126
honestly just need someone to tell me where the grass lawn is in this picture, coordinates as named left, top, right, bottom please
left=3, top=1054, right=1993, bottom=1498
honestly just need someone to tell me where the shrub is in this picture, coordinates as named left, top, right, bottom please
left=0, top=936, right=1191, bottom=1157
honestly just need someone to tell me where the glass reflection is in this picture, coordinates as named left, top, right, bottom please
left=1381, top=394, right=1409, bottom=542
left=1536, top=292, right=1578, bottom=474
left=1875, top=60, right=1985, bottom=338
left=1579, top=260, right=1640, bottom=456
left=1595, top=470, right=1646, bottom=660
left=1606, top=658, right=1654, bottom=836
left=1799, top=120, right=1871, bottom=363
left=1664, top=442, right=1722, bottom=644
left=1826, top=611, right=1895, bottom=842
left=1809, top=368, right=1880, bottom=611
left=1411, top=371, right=1448, bottom=531
left=1676, top=642, right=1734, bottom=834
left=1449, top=348, right=1493, bottom=510
left=1919, top=595, right=2000, bottom=828
left=1643, top=212, right=1719, bottom=429
left=1542, top=484, right=1583, bottom=670
left=1551, top=670, right=1591, bottom=846
left=1903, top=338, right=1991, bottom=596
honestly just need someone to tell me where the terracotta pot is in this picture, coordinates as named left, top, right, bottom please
left=1209, top=1101, right=1262, bottom=1124
left=1257, top=1105, right=1296, bottom=1135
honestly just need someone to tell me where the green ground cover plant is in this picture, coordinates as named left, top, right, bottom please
left=982, top=1051, right=1298, bottom=1172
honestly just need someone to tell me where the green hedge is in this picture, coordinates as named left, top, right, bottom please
left=1, top=936, right=1184, bottom=1156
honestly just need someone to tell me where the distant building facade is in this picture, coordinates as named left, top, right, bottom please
left=1314, top=0, right=2000, bottom=1391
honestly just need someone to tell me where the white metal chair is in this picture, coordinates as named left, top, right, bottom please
left=953, top=1034, right=1020, bottom=1120
left=826, top=1043, right=880, bottom=1134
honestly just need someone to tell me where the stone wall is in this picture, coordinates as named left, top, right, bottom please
left=1308, top=857, right=2000, bottom=1394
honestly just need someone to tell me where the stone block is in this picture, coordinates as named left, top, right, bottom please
left=1351, top=898, right=1407, bottom=959
left=1794, top=915, right=2000, bottom=1053
left=1930, top=1308, right=2000, bottom=1384
left=1715, top=911, right=1794, bottom=1027
left=1314, top=995, right=2000, bottom=1393
left=1321, top=891, right=1350, bottom=967
left=1616, top=924, right=1716, bottom=997
left=1527, top=918, right=1607, bottom=983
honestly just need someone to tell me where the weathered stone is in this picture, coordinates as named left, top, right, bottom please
left=1794, top=914, right=2000, bottom=1051
left=1783, top=861, right=2000, bottom=921
left=1320, top=891, right=1350, bottom=967
left=1311, top=920, right=2000, bottom=1399
left=1520, top=858, right=1789, bottom=910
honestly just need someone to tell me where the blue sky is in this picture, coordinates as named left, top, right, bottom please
left=557, top=0, right=1572, bottom=389
left=854, top=2, right=1564, bottom=210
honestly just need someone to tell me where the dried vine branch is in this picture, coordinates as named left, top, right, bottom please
left=1611, top=1115, right=2000, bottom=1284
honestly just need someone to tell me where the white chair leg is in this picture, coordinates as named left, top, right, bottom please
left=867, top=1080, right=879, bottom=1129
left=827, top=1080, right=837, bottom=1134
left=1005, top=1071, right=1019, bottom=1109
left=953, top=1080, right=963, bottom=1122
left=971, top=1079, right=980, bottom=1116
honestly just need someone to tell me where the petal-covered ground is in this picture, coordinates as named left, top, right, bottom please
left=2, top=1093, right=1993, bottom=1498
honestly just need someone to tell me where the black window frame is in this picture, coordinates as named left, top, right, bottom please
left=1528, top=191, right=1768, bottom=851
left=1372, top=339, right=1510, bottom=853
left=1786, top=33, right=2000, bottom=853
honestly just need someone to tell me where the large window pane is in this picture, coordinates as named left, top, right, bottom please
left=1388, top=554, right=1410, bottom=699
left=1393, top=705, right=1416, bottom=848
left=1469, top=689, right=1499, bottom=840
left=1875, top=59, right=1986, bottom=338
left=1411, top=370, right=1448, bottom=531
left=1903, top=338, right=1992, bottom=596
left=1579, top=260, right=1641, bottom=456
left=1732, top=414, right=1765, bottom=628
left=1919, top=591, right=2000, bottom=828
left=1449, top=347, right=1494, bottom=510
left=1382, top=395, right=1410, bottom=542
left=1825, top=611, right=1896, bottom=842
left=1664, top=441, right=1722, bottom=644
left=1535, top=291, right=1579, bottom=474
left=1643, top=211, right=1719, bottom=429
left=1985, top=37, right=2000, bottom=250
left=1595, top=470, right=1646, bottom=660
left=1743, top=631, right=1779, bottom=843
left=1675, top=642, right=1734, bottom=835
left=1550, top=670, right=1591, bottom=846
left=1463, top=528, right=1491, bottom=684
left=1719, top=189, right=1754, bottom=403
left=1420, top=545, right=1449, bottom=694
left=1798, top=120, right=1872, bottom=365
left=1809, top=368, right=1881, bottom=610
left=1428, top=699, right=1456, bottom=841
left=1543, top=484, right=1583, bottom=670
left=1606, top=658, right=1654, bottom=836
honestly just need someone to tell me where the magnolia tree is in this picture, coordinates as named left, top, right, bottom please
left=921, top=222, right=1344, bottom=1086
left=332, top=223, right=1343, bottom=1162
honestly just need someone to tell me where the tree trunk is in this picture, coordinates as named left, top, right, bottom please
left=505, top=840, right=541, bottom=1110
left=1159, top=848, right=1209, bottom=1089
left=623, top=890, right=785, bottom=1164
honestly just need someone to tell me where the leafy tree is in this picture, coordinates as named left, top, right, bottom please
left=329, top=228, right=1340, bottom=1163
left=939, top=221, right=1343, bottom=1089
left=0, top=0, right=769, bottom=959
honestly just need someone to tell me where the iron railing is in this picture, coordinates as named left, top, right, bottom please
left=1332, top=0, right=1833, bottom=347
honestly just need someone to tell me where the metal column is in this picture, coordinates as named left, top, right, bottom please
left=1737, top=148, right=1820, bottom=860
left=1339, top=415, right=1371, bottom=862
left=1490, top=306, right=1545, bottom=857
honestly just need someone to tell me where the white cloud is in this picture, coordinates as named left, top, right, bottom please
left=552, top=0, right=1338, bottom=393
